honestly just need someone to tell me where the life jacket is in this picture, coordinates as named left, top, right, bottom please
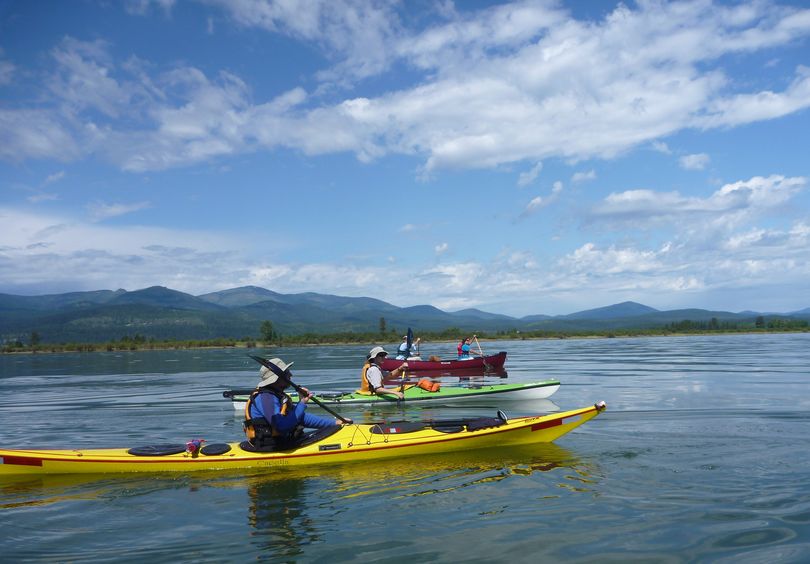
left=358, top=362, right=375, bottom=395
left=457, top=340, right=464, bottom=357
left=243, top=389, right=301, bottom=446
left=396, top=342, right=410, bottom=360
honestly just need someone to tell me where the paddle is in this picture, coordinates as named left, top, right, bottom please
left=249, top=355, right=352, bottom=424
left=474, top=335, right=493, bottom=371
left=406, top=327, right=413, bottom=357
left=473, top=335, right=485, bottom=357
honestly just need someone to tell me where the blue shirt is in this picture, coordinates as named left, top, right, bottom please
left=249, top=391, right=335, bottom=437
left=459, top=343, right=472, bottom=359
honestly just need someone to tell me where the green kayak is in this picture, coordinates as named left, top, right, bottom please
left=224, top=379, right=560, bottom=410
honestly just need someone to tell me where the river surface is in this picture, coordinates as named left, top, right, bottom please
left=1, top=333, right=809, bottom=562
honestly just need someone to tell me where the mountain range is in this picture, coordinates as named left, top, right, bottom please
left=1, top=285, right=808, bottom=344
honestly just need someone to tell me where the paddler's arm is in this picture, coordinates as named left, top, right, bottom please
left=297, top=387, right=353, bottom=426
left=374, top=386, right=404, bottom=400
left=388, top=362, right=408, bottom=378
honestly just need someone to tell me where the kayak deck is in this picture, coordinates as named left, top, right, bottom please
left=224, top=379, right=561, bottom=409
left=0, top=402, right=606, bottom=475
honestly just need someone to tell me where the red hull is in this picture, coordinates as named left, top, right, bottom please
left=380, top=351, right=507, bottom=375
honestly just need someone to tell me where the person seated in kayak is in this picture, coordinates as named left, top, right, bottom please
left=244, top=358, right=349, bottom=448
left=361, top=346, right=439, bottom=397
left=361, top=346, right=407, bottom=399
left=395, top=334, right=421, bottom=360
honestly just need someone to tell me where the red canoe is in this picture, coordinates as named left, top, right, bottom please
left=381, top=351, right=507, bottom=375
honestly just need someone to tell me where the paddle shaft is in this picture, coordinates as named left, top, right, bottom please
left=249, top=355, right=351, bottom=423
left=474, top=336, right=485, bottom=357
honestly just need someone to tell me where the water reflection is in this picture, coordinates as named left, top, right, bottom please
left=239, top=442, right=594, bottom=553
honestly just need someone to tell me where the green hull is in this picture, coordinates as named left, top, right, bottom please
left=226, top=379, right=560, bottom=408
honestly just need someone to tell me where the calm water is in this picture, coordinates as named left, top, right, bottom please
left=1, top=334, right=809, bottom=562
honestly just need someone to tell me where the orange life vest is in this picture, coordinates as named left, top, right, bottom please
left=358, top=362, right=375, bottom=394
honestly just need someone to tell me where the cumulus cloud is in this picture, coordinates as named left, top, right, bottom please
left=572, top=169, right=596, bottom=183
left=589, top=175, right=806, bottom=228
left=86, top=201, right=152, bottom=221
left=125, top=0, right=176, bottom=16
left=43, top=171, right=65, bottom=185
left=435, top=242, right=449, bottom=254
left=208, top=0, right=403, bottom=83
left=679, top=153, right=710, bottom=170
left=2, top=2, right=810, bottom=175
left=27, top=193, right=60, bottom=204
left=517, top=161, right=543, bottom=187
left=0, top=58, right=14, bottom=85
left=521, top=181, right=563, bottom=217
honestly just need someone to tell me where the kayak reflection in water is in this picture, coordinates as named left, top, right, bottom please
left=247, top=475, right=315, bottom=557
left=243, top=358, right=351, bottom=449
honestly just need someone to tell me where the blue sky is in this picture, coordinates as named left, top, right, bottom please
left=1, top=0, right=809, bottom=316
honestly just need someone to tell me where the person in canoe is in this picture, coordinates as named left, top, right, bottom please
left=244, top=358, right=349, bottom=448
left=362, top=346, right=440, bottom=398
left=395, top=334, right=421, bottom=360
left=458, top=336, right=483, bottom=360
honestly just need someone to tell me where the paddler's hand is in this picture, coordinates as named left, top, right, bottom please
left=299, top=386, right=313, bottom=403
left=339, top=418, right=353, bottom=425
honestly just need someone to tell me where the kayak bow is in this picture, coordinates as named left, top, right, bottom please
left=0, top=402, right=606, bottom=475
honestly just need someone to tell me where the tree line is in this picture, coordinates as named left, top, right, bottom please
left=2, top=316, right=807, bottom=354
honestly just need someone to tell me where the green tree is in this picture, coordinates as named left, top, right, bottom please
left=379, top=317, right=386, bottom=334
left=30, top=331, right=41, bottom=346
left=755, top=316, right=765, bottom=328
left=260, top=320, right=277, bottom=343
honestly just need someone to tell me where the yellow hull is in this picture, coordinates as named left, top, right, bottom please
left=0, top=403, right=605, bottom=475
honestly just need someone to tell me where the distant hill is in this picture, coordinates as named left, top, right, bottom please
left=197, top=286, right=286, bottom=307
left=109, top=286, right=225, bottom=311
left=561, top=301, right=659, bottom=320
left=0, top=285, right=807, bottom=344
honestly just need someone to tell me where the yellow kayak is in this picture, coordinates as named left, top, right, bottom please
left=0, top=402, right=606, bottom=476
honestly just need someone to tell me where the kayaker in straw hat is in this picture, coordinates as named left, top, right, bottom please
left=361, top=346, right=441, bottom=398
left=244, top=358, right=348, bottom=448
left=360, top=346, right=407, bottom=400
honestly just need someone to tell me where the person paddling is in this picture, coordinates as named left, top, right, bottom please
left=244, top=358, right=349, bottom=448
left=361, top=346, right=439, bottom=397
left=360, top=346, right=408, bottom=399
left=458, top=336, right=482, bottom=360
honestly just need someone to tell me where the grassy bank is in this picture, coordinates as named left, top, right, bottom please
left=3, top=325, right=808, bottom=354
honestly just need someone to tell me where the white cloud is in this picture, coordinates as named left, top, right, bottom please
left=571, top=169, right=596, bottom=183
left=522, top=181, right=563, bottom=216
left=590, top=175, right=806, bottom=228
left=434, top=242, right=448, bottom=254
left=125, top=0, right=176, bottom=16
left=86, top=201, right=152, bottom=221
left=679, top=153, right=710, bottom=170
left=208, top=0, right=402, bottom=83
left=43, top=171, right=66, bottom=185
left=517, top=161, right=543, bottom=187
left=27, top=193, right=60, bottom=204
left=651, top=141, right=672, bottom=154
left=2, top=200, right=809, bottom=315
left=0, top=58, right=14, bottom=85
left=3, top=3, right=810, bottom=175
